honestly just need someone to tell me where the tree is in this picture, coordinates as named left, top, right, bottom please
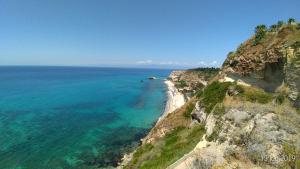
left=288, top=18, right=296, bottom=24
left=297, top=23, right=300, bottom=30
left=253, top=25, right=267, bottom=45
left=269, top=24, right=277, bottom=32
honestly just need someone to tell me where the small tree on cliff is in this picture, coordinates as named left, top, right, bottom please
left=288, top=18, right=296, bottom=25
left=269, top=24, right=277, bottom=32
left=253, top=24, right=267, bottom=45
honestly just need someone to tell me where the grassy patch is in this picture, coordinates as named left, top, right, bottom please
left=125, top=125, right=205, bottom=169
left=183, top=102, right=195, bottom=118
left=275, top=94, right=285, bottom=105
left=199, top=81, right=231, bottom=113
left=129, top=144, right=154, bottom=166
left=280, top=142, right=300, bottom=169
left=240, top=87, right=272, bottom=104
left=175, top=80, right=187, bottom=88
left=212, top=103, right=226, bottom=117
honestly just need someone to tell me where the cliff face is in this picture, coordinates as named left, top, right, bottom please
left=222, top=25, right=300, bottom=108
left=123, top=21, right=300, bottom=169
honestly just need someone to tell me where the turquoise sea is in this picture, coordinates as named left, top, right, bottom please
left=0, top=66, right=171, bottom=169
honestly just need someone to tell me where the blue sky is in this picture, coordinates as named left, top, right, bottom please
left=0, top=0, right=299, bottom=68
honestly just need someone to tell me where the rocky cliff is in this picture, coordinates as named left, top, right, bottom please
left=122, top=20, right=300, bottom=169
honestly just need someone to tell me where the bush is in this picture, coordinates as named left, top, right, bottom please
left=275, top=94, right=285, bottom=105
left=242, top=88, right=272, bottom=104
left=269, top=24, right=278, bottom=32
left=235, top=85, right=245, bottom=94
left=236, top=43, right=245, bottom=54
left=213, top=103, right=225, bottom=117
left=281, top=142, right=300, bottom=169
left=175, top=80, right=187, bottom=88
left=201, top=81, right=231, bottom=113
left=288, top=18, right=296, bottom=25
left=183, top=102, right=195, bottom=118
left=253, top=24, right=267, bottom=45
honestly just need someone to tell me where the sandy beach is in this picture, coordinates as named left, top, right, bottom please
left=157, top=80, right=185, bottom=122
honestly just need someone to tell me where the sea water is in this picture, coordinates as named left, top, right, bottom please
left=0, top=66, right=171, bottom=169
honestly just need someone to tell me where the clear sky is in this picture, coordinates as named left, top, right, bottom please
left=0, top=0, right=299, bottom=68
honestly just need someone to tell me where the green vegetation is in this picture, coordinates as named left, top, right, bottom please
left=269, top=24, right=278, bottom=32
left=187, top=67, right=220, bottom=81
left=281, top=142, right=300, bottom=169
left=129, top=144, right=154, bottom=166
left=275, top=94, right=285, bottom=105
left=212, top=103, right=225, bottom=117
left=198, top=81, right=231, bottom=113
left=235, top=84, right=245, bottom=94
left=240, top=87, right=272, bottom=104
left=175, top=80, right=187, bottom=88
left=253, top=24, right=267, bottom=45
left=188, top=67, right=220, bottom=73
left=292, top=41, right=300, bottom=48
left=183, top=102, right=195, bottom=118
left=125, top=125, right=206, bottom=169
left=288, top=18, right=296, bottom=25
left=236, top=43, right=245, bottom=54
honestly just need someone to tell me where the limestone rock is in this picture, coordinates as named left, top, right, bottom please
left=205, top=114, right=216, bottom=136
left=191, top=102, right=207, bottom=123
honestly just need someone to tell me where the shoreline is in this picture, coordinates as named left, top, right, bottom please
left=118, top=73, right=185, bottom=168
left=157, top=80, right=185, bottom=122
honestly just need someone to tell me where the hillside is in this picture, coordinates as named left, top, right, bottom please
left=121, top=19, right=300, bottom=169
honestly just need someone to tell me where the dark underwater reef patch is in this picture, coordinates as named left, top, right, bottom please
left=80, top=126, right=149, bottom=168
left=53, top=100, right=105, bottom=110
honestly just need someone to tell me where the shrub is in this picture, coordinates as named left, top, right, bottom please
left=175, top=80, right=187, bottom=88
left=275, top=94, right=285, bottom=105
left=269, top=24, right=278, bottom=32
left=201, top=81, right=231, bottom=113
left=213, top=103, right=225, bottom=117
left=236, top=43, right=245, bottom=54
left=242, top=88, right=272, bottom=104
left=281, top=142, right=300, bottom=169
left=183, top=102, right=195, bottom=118
left=235, top=84, right=245, bottom=94
left=288, top=18, right=296, bottom=25
left=253, top=24, right=267, bottom=45
left=297, top=23, right=300, bottom=30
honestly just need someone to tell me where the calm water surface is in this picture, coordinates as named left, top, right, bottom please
left=0, top=66, right=170, bottom=169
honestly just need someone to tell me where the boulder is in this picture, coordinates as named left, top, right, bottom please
left=191, top=102, right=207, bottom=123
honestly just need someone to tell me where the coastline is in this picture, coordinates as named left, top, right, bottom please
left=157, top=80, right=185, bottom=122
left=118, top=73, right=185, bottom=168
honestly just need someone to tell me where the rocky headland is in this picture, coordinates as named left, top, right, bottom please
left=121, top=19, right=300, bottom=169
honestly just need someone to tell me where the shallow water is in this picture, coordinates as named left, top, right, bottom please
left=0, top=66, right=170, bottom=169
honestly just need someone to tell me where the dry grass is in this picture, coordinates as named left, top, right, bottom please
left=143, top=98, right=197, bottom=144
